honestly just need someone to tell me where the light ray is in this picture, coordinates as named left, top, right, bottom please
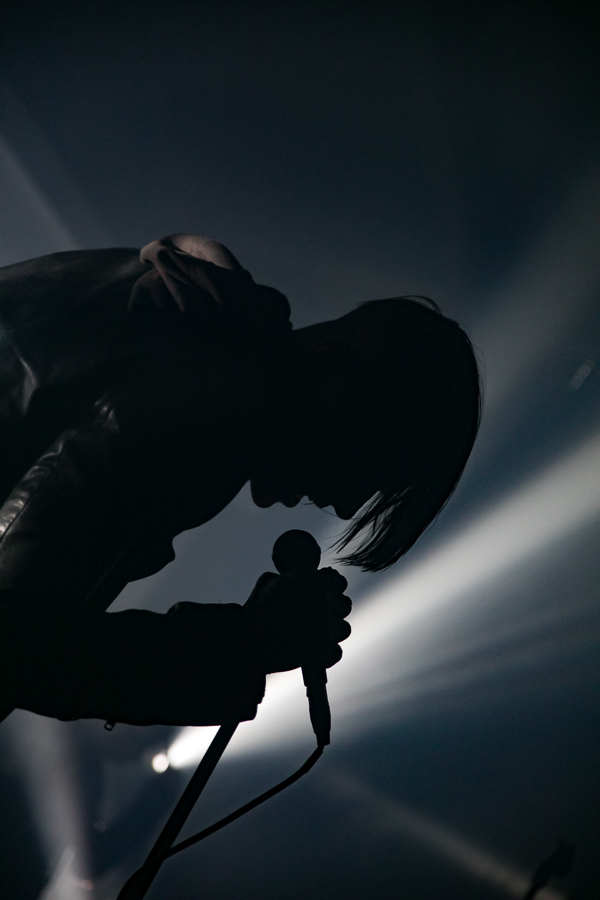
left=470, top=168, right=600, bottom=417
left=167, top=429, right=600, bottom=766
left=326, top=771, right=566, bottom=900
left=0, top=132, right=78, bottom=264
left=0, top=135, right=91, bottom=898
left=6, top=713, right=92, bottom=900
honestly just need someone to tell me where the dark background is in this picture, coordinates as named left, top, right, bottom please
left=0, top=2, right=599, bottom=898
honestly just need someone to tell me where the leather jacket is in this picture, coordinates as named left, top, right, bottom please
left=0, top=243, right=290, bottom=726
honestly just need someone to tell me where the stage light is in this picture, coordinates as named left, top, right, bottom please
left=151, top=752, right=170, bottom=773
left=167, top=428, right=600, bottom=766
left=167, top=726, right=220, bottom=770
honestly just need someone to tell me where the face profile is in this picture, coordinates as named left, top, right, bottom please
left=248, top=359, right=383, bottom=522
left=248, top=295, right=481, bottom=572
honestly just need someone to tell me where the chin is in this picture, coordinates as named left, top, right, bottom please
left=249, top=483, right=274, bottom=508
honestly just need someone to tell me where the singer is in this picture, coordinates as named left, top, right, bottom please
left=0, top=235, right=480, bottom=727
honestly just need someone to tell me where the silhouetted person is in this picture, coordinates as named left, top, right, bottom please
left=0, top=235, right=480, bottom=727
left=522, top=840, right=576, bottom=899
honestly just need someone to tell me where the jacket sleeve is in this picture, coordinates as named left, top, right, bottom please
left=0, top=395, right=265, bottom=726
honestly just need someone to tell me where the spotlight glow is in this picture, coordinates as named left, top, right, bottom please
left=7, top=714, right=91, bottom=900
left=167, top=429, right=600, bottom=766
left=151, top=753, right=170, bottom=773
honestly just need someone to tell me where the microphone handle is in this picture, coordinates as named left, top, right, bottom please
left=301, top=661, right=331, bottom=746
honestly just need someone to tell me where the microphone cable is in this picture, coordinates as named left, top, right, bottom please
left=164, top=742, right=324, bottom=859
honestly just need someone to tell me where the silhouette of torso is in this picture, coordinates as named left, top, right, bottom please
left=0, top=248, right=268, bottom=616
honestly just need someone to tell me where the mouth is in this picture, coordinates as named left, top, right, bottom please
left=249, top=480, right=277, bottom=508
left=250, top=477, right=305, bottom=508
left=281, top=494, right=303, bottom=508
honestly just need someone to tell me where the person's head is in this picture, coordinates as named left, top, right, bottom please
left=250, top=296, right=481, bottom=571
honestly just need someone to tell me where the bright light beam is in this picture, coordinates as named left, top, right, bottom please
left=0, top=131, right=91, bottom=899
left=470, top=167, right=600, bottom=417
left=0, top=132, right=78, bottom=264
left=326, top=771, right=565, bottom=900
left=168, top=428, right=600, bottom=766
left=6, top=713, right=92, bottom=900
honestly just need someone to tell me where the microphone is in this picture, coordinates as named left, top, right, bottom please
left=271, top=530, right=331, bottom=746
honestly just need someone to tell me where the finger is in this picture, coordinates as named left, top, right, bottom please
left=318, top=643, right=343, bottom=668
left=320, top=590, right=351, bottom=618
left=328, top=593, right=352, bottom=618
left=328, top=617, right=351, bottom=643
left=317, top=568, right=348, bottom=594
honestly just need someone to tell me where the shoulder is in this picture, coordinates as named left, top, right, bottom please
left=0, top=247, right=144, bottom=295
left=0, top=248, right=145, bottom=329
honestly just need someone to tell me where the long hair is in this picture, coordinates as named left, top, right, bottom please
left=327, top=296, right=482, bottom=571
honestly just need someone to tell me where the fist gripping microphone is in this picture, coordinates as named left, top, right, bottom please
left=271, top=530, right=331, bottom=746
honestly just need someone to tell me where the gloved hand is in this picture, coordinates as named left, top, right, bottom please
left=245, top=567, right=352, bottom=674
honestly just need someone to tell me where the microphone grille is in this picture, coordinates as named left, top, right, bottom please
left=272, top=530, right=321, bottom=573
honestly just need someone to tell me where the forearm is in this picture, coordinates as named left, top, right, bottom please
left=2, top=602, right=266, bottom=726
left=0, top=412, right=264, bottom=726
